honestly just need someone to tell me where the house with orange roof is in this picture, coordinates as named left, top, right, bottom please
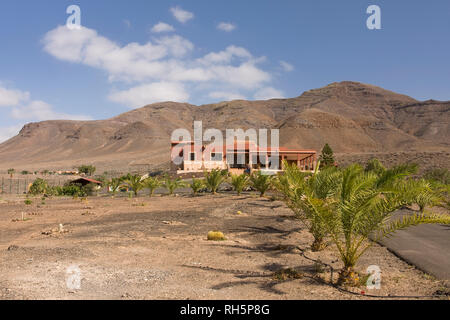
left=170, top=140, right=317, bottom=175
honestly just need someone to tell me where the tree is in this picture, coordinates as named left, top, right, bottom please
left=205, top=169, right=227, bottom=195
left=7, top=168, right=15, bottom=178
left=250, top=171, right=273, bottom=197
left=29, top=178, right=49, bottom=195
left=318, top=143, right=335, bottom=168
left=277, top=163, right=450, bottom=285
left=78, top=165, right=96, bottom=176
left=163, top=175, right=185, bottom=196
left=123, top=174, right=144, bottom=197
left=404, top=179, right=445, bottom=213
left=143, top=177, right=162, bottom=197
left=276, top=161, right=333, bottom=251
left=230, top=174, right=250, bottom=196
left=107, top=177, right=123, bottom=196
left=190, top=178, right=205, bottom=196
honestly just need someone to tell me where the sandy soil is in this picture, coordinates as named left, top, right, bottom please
left=0, top=193, right=447, bottom=300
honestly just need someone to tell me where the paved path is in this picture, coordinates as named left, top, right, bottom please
left=379, top=210, right=450, bottom=280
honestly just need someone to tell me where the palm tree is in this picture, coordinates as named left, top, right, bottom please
left=143, top=177, right=162, bottom=197
left=123, top=174, right=144, bottom=197
left=276, top=161, right=335, bottom=251
left=230, top=174, right=250, bottom=196
left=7, top=168, right=15, bottom=178
left=163, top=175, right=186, bottom=196
left=190, top=178, right=205, bottom=196
left=404, top=178, right=445, bottom=213
left=205, top=169, right=227, bottom=194
left=107, top=178, right=123, bottom=196
left=278, top=163, right=450, bottom=285
left=250, top=171, right=273, bottom=197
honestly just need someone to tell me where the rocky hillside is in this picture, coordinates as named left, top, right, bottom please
left=0, top=81, right=448, bottom=172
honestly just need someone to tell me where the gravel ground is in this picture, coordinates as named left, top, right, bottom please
left=0, top=193, right=448, bottom=300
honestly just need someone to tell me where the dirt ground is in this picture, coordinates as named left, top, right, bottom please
left=0, top=193, right=447, bottom=300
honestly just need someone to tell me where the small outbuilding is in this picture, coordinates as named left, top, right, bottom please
left=69, top=178, right=103, bottom=188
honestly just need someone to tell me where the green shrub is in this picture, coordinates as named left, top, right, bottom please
left=78, top=165, right=96, bottom=176
left=29, top=178, right=49, bottom=195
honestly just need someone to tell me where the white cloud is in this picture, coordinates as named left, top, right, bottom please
left=253, top=87, right=285, bottom=100
left=209, top=91, right=246, bottom=101
left=217, top=22, right=236, bottom=32
left=108, top=82, right=189, bottom=108
left=43, top=25, right=283, bottom=106
left=170, top=6, right=194, bottom=24
left=151, top=22, right=175, bottom=33
left=280, top=60, right=294, bottom=72
left=0, top=84, right=92, bottom=143
left=154, top=35, right=194, bottom=58
left=11, top=100, right=92, bottom=121
left=198, top=45, right=252, bottom=65
left=0, top=124, right=23, bottom=143
left=0, top=86, right=30, bottom=107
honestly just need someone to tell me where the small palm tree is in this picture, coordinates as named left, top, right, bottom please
left=404, top=178, right=445, bottom=213
left=230, top=174, right=250, bottom=196
left=164, top=175, right=186, bottom=196
left=250, top=171, right=273, bottom=197
left=205, top=169, right=227, bottom=194
left=143, top=177, right=162, bottom=197
left=276, top=161, right=332, bottom=251
left=190, top=178, right=205, bottom=196
left=7, top=168, right=15, bottom=178
left=123, top=174, right=144, bottom=197
left=279, top=163, right=450, bottom=285
left=107, top=177, right=123, bottom=196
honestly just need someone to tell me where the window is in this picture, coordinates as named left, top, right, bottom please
left=189, top=152, right=196, bottom=161
left=211, top=152, right=223, bottom=161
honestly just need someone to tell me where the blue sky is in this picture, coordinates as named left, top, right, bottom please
left=0, top=0, right=449, bottom=141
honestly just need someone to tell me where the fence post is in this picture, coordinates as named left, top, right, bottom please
left=10, top=179, right=12, bottom=194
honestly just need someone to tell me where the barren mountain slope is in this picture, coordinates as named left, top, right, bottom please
left=0, top=81, right=448, bottom=172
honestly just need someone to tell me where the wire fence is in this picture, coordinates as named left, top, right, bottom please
left=0, top=177, right=69, bottom=195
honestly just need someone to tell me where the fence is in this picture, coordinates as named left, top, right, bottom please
left=0, top=177, right=68, bottom=195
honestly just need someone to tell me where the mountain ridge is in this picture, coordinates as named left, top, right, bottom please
left=0, top=81, right=448, bottom=171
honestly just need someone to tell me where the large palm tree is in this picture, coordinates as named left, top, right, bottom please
left=277, top=162, right=450, bottom=285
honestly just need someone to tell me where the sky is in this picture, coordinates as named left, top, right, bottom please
left=0, top=0, right=449, bottom=142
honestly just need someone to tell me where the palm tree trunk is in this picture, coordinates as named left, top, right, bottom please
left=337, top=266, right=360, bottom=287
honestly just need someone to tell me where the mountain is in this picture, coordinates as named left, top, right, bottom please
left=0, top=81, right=448, bottom=172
